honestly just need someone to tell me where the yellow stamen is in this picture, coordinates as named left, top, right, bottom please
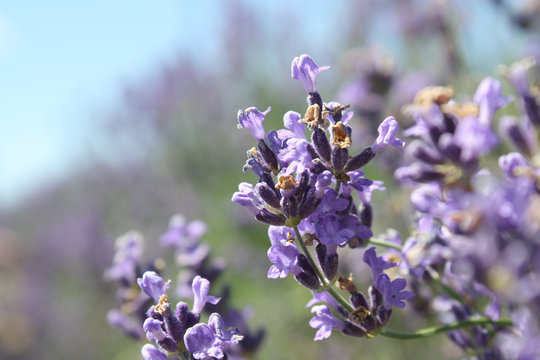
left=275, top=175, right=297, bottom=191
left=331, top=121, right=351, bottom=149
left=301, top=104, right=321, bottom=128
left=155, top=294, right=170, bottom=315
left=337, top=275, right=357, bottom=293
left=349, top=306, right=371, bottom=325
left=414, top=86, right=454, bottom=107
left=441, top=102, right=479, bottom=118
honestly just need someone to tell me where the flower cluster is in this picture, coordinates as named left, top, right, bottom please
left=106, top=215, right=263, bottom=360
left=392, top=58, right=540, bottom=358
left=139, top=272, right=241, bottom=360
left=233, top=54, right=413, bottom=340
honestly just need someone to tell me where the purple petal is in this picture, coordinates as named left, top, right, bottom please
left=137, top=271, right=170, bottom=303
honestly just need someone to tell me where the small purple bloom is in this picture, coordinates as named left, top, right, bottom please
left=141, top=344, right=168, bottom=360
left=192, top=275, right=220, bottom=314
left=306, top=291, right=340, bottom=309
left=143, top=317, right=169, bottom=343
left=291, top=54, right=330, bottom=93
left=237, top=106, right=271, bottom=141
left=277, top=110, right=306, bottom=141
left=309, top=305, right=345, bottom=341
left=454, top=117, right=499, bottom=162
left=160, top=214, right=207, bottom=249
left=372, top=116, right=405, bottom=153
left=267, top=226, right=300, bottom=278
left=473, top=77, right=509, bottom=125
left=375, top=273, right=414, bottom=309
left=184, top=323, right=222, bottom=359
left=499, top=152, right=528, bottom=178
left=232, top=182, right=262, bottom=216
left=363, top=247, right=397, bottom=282
left=267, top=242, right=300, bottom=279
left=315, top=214, right=355, bottom=246
left=137, top=271, right=170, bottom=303
left=105, top=231, right=143, bottom=284
left=208, top=313, right=242, bottom=347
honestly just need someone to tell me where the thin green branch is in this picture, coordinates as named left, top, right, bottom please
left=380, top=318, right=513, bottom=340
left=293, top=226, right=353, bottom=313
left=368, top=238, right=403, bottom=251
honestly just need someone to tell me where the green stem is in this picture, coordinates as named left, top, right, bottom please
left=293, top=226, right=326, bottom=283
left=380, top=318, right=513, bottom=340
left=293, top=226, right=354, bottom=313
left=335, top=180, right=342, bottom=194
left=368, top=238, right=403, bottom=251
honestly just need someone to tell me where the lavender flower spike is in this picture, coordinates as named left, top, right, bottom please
left=192, top=275, right=220, bottom=314
left=137, top=271, right=171, bottom=303
left=237, top=106, right=271, bottom=141
left=372, top=116, right=405, bottom=153
left=291, top=54, right=330, bottom=93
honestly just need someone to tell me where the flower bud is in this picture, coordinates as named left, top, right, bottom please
left=344, top=147, right=375, bottom=171
left=312, top=127, right=331, bottom=162
left=332, top=147, right=349, bottom=171
left=257, top=140, right=279, bottom=173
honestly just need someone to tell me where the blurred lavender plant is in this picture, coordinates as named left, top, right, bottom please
left=392, top=57, right=540, bottom=358
left=232, top=54, right=520, bottom=359
left=106, top=215, right=263, bottom=359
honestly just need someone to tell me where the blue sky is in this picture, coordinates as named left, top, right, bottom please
left=0, top=1, right=225, bottom=208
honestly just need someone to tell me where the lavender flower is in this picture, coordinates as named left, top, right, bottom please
left=138, top=271, right=171, bottom=303
left=309, top=305, right=345, bottom=341
left=237, top=106, right=271, bottom=141
left=291, top=54, right=330, bottom=93
left=374, top=273, right=414, bottom=309
left=192, top=275, right=221, bottom=314
left=371, top=116, right=405, bottom=153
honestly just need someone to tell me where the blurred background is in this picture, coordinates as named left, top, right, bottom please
left=1, top=0, right=540, bottom=359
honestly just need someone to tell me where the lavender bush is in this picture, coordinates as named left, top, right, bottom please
left=107, top=51, right=540, bottom=359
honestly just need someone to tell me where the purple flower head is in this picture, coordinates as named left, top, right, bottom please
left=291, top=54, right=330, bottom=93
left=192, top=275, right=220, bottom=314
left=473, top=77, right=509, bottom=125
left=184, top=323, right=222, bottom=359
left=237, top=106, right=271, bottom=141
left=309, top=305, right=345, bottom=341
left=363, top=247, right=397, bottom=282
left=105, top=231, right=143, bottom=284
left=141, top=344, right=168, bottom=360
left=137, top=271, right=171, bottom=303
left=374, top=273, right=414, bottom=309
left=372, top=116, right=405, bottom=153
